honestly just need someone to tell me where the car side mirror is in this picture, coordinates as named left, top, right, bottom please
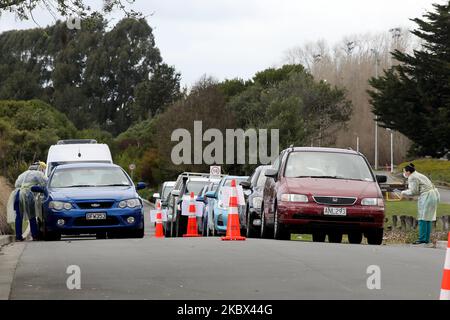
left=136, top=182, right=147, bottom=190
left=171, top=190, right=180, bottom=197
left=240, top=181, right=251, bottom=189
left=196, top=195, right=206, bottom=203
left=31, top=185, right=45, bottom=193
left=205, top=191, right=217, bottom=199
left=376, top=175, right=387, bottom=183
left=265, top=168, right=278, bottom=179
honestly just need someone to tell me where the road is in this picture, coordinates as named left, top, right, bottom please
left=0, top=202, right=447, bottom=300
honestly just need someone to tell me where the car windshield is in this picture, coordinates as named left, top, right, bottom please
left=162, top=185, right=174, bottom=199
left=284, top=152, right=374, bottom=182
left=256, top=169, right=268, bottom=187
left=185, top=180, right=208, bottom=195
left=50, top=167, right=131, bottom=188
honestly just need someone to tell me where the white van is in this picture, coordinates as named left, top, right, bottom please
left=45, top=139, right=113, bottom=176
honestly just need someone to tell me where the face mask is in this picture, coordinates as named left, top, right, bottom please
left=403, top=172, right=408, bottom=179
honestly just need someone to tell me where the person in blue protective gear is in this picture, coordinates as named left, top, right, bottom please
left=400, top=163, right=440, bottom=244
left=14, top=162, right=47, bottom=241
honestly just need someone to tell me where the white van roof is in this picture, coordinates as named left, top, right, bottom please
left=46, top=143, right=113, bottom=163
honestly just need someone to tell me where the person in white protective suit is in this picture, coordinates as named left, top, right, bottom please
left=400, top=163, right=440, bottom=244
left=13, top=162, right=47, bottom=241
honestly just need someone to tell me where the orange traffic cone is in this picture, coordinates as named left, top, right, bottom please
left=221, top=179, right=246, bottom=241
left=440, top=232, right=450, bottom=300
left=154, top=200, right=165, bottom=238
left=183, top=192, right=201, bottom=237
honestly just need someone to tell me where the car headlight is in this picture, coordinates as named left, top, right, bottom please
left=361, top=198, right=384, bottom=206
left=252, top=197, right=263, bottom=209
left=49, top=201, right=72, bottom=211
left=118, top=199, right=141, bottom=209
left=280, top=194, right=308, bottom=203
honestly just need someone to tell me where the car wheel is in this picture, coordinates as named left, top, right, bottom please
left=366, top=228, right=383, bottom=245
left=328, top=232, right=342, bottom=243
left=246, top=210, right=259, bottom=238
left=274, top=207, right=290, bottom=240
left=348, top=232, right=363, bottom=244
left=312, top=232, right=326, bottom=242
left=260, top=204, right=273, bottom=239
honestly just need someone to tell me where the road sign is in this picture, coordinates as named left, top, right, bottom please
left=210, top=165, right=221, bottom=176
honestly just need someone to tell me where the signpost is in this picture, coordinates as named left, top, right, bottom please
left=210, top=165, right=221, bottom=177
left=129, top=163, right=136, bottom=180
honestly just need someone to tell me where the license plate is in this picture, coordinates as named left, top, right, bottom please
left=86, top=212, right=107, bottom=220
left=324, top=207, right=347, bottom=216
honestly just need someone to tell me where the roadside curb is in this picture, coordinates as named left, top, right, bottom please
left=436, top=241, right=448, bottom=250
left=0, top=235, right=13, bottom=247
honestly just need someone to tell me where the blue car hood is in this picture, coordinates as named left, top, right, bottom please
left=49, top=186, right=137, bottom=201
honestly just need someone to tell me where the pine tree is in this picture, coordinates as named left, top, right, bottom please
left=369, top=2, right=450, bottom=157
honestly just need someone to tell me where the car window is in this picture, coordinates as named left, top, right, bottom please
left=162, top=185, right=174, bottom=199
left=256, top=168, right=268, bottom=186
left=50, top=167, right=131, bottom=188
left=284, top=152, right=374, bottom=181
left=185, top=180, right=208, bottom=195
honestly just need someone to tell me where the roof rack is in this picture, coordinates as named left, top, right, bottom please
left=57, top=139, right=98, bottom=145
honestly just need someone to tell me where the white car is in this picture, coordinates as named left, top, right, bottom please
left=45, top=139, right=113, bottom=176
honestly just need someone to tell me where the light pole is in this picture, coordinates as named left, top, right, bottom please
left=387, top=129, right=394, bottom=173
left=371, top=49, right=381, bottom=170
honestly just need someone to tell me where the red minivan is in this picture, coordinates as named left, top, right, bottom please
left=261, top=147, right=387, bottom=245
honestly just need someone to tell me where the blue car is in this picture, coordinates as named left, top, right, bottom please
left=32, top=163, right=146, bottom=241
left=205, top=175, right=248, bottom=235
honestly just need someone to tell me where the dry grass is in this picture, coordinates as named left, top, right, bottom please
left=0, top=176, right=13, bottom=235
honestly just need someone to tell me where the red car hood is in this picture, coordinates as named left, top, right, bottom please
left=284, top=177, right=381, bottom=198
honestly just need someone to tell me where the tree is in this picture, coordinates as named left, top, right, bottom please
left=0, top=17, right=181, bottom=134
left=227, top=65, right=352, bottom=149
left=0, top=99, right=77, bottom=181
left=0, top=0, right=142, bottom=21
left=368, top=2, right=450, bottom=157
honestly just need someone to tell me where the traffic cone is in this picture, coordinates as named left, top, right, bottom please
left=154, top=200, right=165, bottom=238
left=221, top=179, right=246, bottom=241
left=183, top=192, right=201, bottom=237
left=440, top=232, right=450, bottom=300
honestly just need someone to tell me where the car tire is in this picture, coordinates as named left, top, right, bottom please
left=260, top=204, right=273, bottom=239
left=348, top=232, right=363, bottom=244
left=312, top=232, right=326, bottom=242
left=367, top=228, right=383, bottom=245
left=274, top=208, right=290, bottom=240
left=328, top=232, right=342, bottom=243
left=246, top=210, right=259, bottom=238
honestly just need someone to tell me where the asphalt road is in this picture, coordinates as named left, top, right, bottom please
left=1, top=202, right=447, bottom=300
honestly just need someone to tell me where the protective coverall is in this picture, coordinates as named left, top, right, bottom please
left=401, top=171, right=440, bottom=243
left=14, top=168, right=46, bottom=240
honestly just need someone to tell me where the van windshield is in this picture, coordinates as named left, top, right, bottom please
left=284, top=152, right=374, bottom=182
left=50, top=167, right=131, bottom=188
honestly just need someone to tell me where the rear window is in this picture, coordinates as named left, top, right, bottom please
left=284, top=152, right=374, bottom=182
